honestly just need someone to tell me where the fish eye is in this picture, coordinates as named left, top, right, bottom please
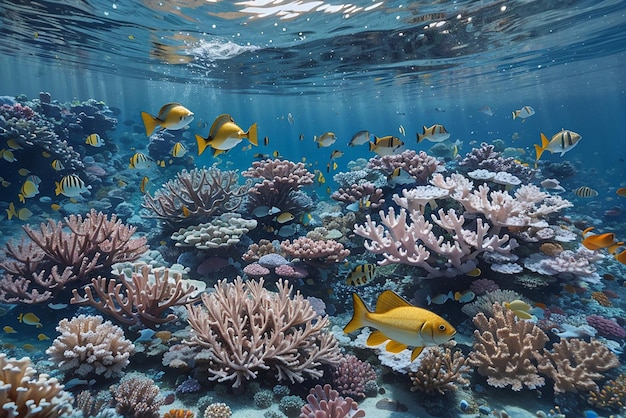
left=438, top=324, right=446, bottom=331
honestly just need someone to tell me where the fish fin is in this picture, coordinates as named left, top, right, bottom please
left=410, top=346, right=425, bottom=361
left=581, top=226, right=595, bottom=236
left=54, top=181, right=61, bottom=196
left=246, top=123, right=258, bottom=146
left=511, top=111, right=517, bottom=120
left=534, top=143, right=545, bottom=162
left=417, top=132, right=424, bottom=143
left=608, top=242, right=624, bottom=255
left=375, top=290, right=411, bottom=313
left=513, top=310, right=532, bottom=320
left=366, top=330, right=389, bottom=346
left=141, top=112, right=159, bottom=137
left=540, top=133, right=549, bottom=148
left=368, top=141, right=376, bottom=151
left=195, top=134, right=210, bottom=156
left=385, top=340, right=407, bottom=354
left=343, top=293, right=370, bottom=334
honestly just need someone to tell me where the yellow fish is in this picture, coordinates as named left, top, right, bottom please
left=330, top=150, right=344, bottom=159
left=5, top=202, right=18, bottom=220
left=314, top=132, right=337, bottom=148
left=368, top=136, right=404, bottom=156
left=129, top=152, right=152, bottom=169
left=37, top=333, right=50, bottom=341
left=51, top=159, right=65, bottom=171
left=316, top=171, right=326, bottom=184
left=534, top=130, right=582, bottom=162
left=141, top=102, right=194, bottom=136
left=18, top=179, right=39, bottom=203
left=504, top=299, right=533, bottom=319
left=55, top=174, right=90, bottom=197
left=195, top=114, right=258, bottom=155
left=512, top=105, right=535, bottom=121
left=50, top=203, right=61, bottom=211
left=417, top=124, right=450, bottom=143
left=18, top=312, right=43, bottom=328
left=170, top=142, right=187, bottom=157
left=16, top=207, right=33, bottom=221
left=0, top=148, right=17, bottom=162
left=275, top=212, right=295, bottom=224
left=3, top=326, right=16, bottom=334
left=344, top=291, right=456, bottom=361
left=18, top=168, right=30, bottom=176
left=140, top=176, right=151, bottom=194
left=85, top=133, right=104, bottom=147
left=6, top=138, right=22, bottom=150
left=346, top=264, right=377, bottom=286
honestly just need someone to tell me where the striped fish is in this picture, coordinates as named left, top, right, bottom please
left=55, top=174, right=90, bottom=197
left=574, top=186, right=598, bottom=198
left=346, top=264, right=377, bottom=286
left=129, top=152, right=152, bottom=169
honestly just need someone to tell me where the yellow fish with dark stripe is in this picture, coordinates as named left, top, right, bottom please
left=129, top=152, right=152, bottom=169
left=346, top=263, right=376, bottom=286
left=85, top=133, right=104, bottom=147
left=344, top=290, right=456, bottom=361
left=195, top=114, right=258, bottom=156
left=18, top=179, right=39, bottom=203
left=368, top=135, right=404, bottom=156
left=55, top=174, right=90, bottom=197
left=534, top=130, right=582, bottom=162
left=141, top=102, right=194, bottom=137
left=573, top=186, right=598, bottom=198
left=170, top=142, right=187, bottom=157
left=51, top=159, right=65, bottom=171
left=417, top=124, right=450, bottom=143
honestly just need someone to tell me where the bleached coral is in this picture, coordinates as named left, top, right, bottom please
left=46, top=314, right=135, bottom=378
left=171, top=213, right=257, bottom=249
left=0, top=354, right=73, bottom=418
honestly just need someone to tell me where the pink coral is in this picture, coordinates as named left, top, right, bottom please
left=280, top=237, right=350, bottom=264
left=332, top=354, right=377, bottom=400
left=331, top=182, right=385, bottom=209
left=243, top=263, right=271, bottom=278
left=470, top=278, right=500, bottom=295
left=274, top=264, right=308, bottom=279
left=301, top=384, right=365, bottom=418
left=586, top=315, right=626, bottom=339
left=367, top=149, right=441, bottom=184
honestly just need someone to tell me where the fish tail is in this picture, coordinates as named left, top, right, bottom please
left=417, top=132, right=424, bottom=143
left=141, top=112, right=159, bottom=137
left=54, top=181, right=62, bottom=196
left=343, top=293, right=369, bottom=334
left=534, top=133, right=549, bottom=161
left=195, top=134, right=210, bottom=156
left=368, top=141, right=376, bottom=152
left=511, top=111, right=517, bottom=120
left=246, top=123, right=258, bottom=146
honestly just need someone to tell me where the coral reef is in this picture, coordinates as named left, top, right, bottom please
left=300, top=384, right=365, bottom=418
left=142, top=167, right=251, bottom=228
left=46, top=314, right=135, bottom=378
left=409, top=347, right=470, bottom=395
left=0, top=209, right=147, bottom=304
left=537, top=338, right=619, bottom=393
left=171, top=213, right=257, bottom=249
left=588, top=373, right=626, bottom=412
left=204, top=403, right=232, bottom=418
left=185, top=277, right=341, bottom=388
left=0, top=353, right=74, bottom=418
left=331, top=182, right=385, bottom=210
left=280, top=237, right=350, bottom=264
left=470, top=303, right=548, bottom=391
left=458, top=142, right=533, bottom=179
left=367, top=149, right=441, bottom=184
left=111, top=376, right=163, bottom=418
left=71, top=265, right=200, bottom=329
left=332, top=354, right=377, bottom=400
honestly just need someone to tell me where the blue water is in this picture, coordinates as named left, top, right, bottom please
left=1, top=1, right=626, bottom=417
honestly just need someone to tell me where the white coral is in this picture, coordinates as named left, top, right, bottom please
left=46, top=314, right=135, bottom=378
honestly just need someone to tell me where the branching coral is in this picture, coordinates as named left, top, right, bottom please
left=0, top=353, right=74, bottom=418
left=142, top=166, right=251, bottom=228
left=111, top=376, right=163, bottom=418
left=409, top=347, right=470, bottom=395
left=70, top=265, right=200, bottom=329
left=469, top=303, right=548, bottom=391
left=300, top=384, right=366, bottom=418
left=241, top=158, right=314, bottom=212
left=536, top=338, right=619, bottom=393
left=367, top=149, right=442, bottom=184
left=0, top=209, right=147, bottom=304
left=185, top=277, right=341, bottom=388
left=46, top=314, right=135, bottom=378
left=355, top=206, right=515, bottom=277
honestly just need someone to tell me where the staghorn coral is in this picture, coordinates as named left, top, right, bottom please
left=0, top=353, right=74, bottom=418
left=46, top=314, right=135, bottom=378
left=0, top=209, right=147, bottom=304
left=409, top=347, right=470, bottom=395
left=536, top=338, right=619, bottom=394
left=112, top=376, right=163, bottom=418
left=185, top=277, right=341, bottom=388
left=70, top=265, right=200, bottom=329
left=355, top=206, right=516, bottom=277
left=470, top=303, right=548, bottom=391
left=142, top=166, right=251, bottom=228
left=300, top=384, right=365, bottom=418
left=280, top=237, right=350, bottom=264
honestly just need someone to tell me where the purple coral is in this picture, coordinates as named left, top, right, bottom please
left=332, top=354, right=377, bottom=400
left=458, top=142, right=534, bottom=179
left=586, top=315, right=626, bottom=339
